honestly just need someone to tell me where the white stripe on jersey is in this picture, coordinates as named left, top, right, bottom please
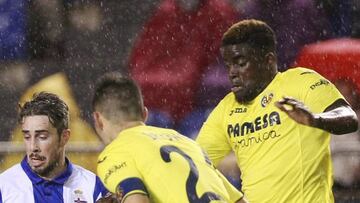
left=0, top=158, right=106, bottom=203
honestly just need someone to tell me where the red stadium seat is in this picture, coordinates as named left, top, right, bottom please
left=129, top=0, right=238, bottom=122
left=294, top=38, right=360, bottom=90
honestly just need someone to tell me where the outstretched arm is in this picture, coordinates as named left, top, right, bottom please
left=275, top=97, right=358, bottom=135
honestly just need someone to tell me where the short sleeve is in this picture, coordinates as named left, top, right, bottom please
left=196, top=100, right=232, bottom=166
left=97, top=148, right=148, bottom=200
left=299, top=70, right=345, bottom=113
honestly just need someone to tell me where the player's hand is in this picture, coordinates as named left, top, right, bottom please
left=275, top=96, right=316, bottom=127
left=96, top=192, right=120, bottom=203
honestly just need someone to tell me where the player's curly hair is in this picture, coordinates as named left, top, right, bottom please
left=93, top=72, right=144, bottom=122
left=18, top=92, right=69, bottom=136
left=222, top=19, right=276, bottom=54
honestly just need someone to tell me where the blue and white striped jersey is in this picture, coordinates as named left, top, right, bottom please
left=0, top=157, right=107, bottom=203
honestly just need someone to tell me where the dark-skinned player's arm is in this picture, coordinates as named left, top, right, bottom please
left=275, top=97, right=358, bottom=135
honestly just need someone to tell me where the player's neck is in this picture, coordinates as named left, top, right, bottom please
left=112, top=121, right=145, bottom=138
left=40, top=154, right=67, bottom=181
left=122, top=120, right=145, bottom=130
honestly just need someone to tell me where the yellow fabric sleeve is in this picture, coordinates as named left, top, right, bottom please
left=297, top=69, right=345, bottom=113
left=97, top=147, right=146, bottom=195
left=196, top=97, right=233, bottom=167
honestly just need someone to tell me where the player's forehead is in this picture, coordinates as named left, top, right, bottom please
left=21, top=115, right=53, bottom=132
left=221, top=43, right=256, bottom=59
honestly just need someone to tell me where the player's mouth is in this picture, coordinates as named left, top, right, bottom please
left=29, top=154, right=46, bottom=167
left=230, top=76, right=244, bottom=93
left=231, top=84, right=244, bottom=93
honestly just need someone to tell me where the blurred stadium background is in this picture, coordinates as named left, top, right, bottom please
left=0, top=0, right=359, bottom=201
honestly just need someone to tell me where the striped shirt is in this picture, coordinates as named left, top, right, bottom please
left=0, top=157, right=107, bottom=203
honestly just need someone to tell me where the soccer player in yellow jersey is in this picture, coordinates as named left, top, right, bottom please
left=92, top=73, right=248, bottom=203
left=196, top=19, right=359, bottom=203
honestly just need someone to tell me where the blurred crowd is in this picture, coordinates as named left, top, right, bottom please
left=0, top=0, right=359, bottom=201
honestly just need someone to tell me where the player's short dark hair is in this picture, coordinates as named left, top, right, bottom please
left=19, top=92, right=69, bottom=136
left=92, top=72, right=144, bottom=122
left=222, top=19, right=276, bottom=54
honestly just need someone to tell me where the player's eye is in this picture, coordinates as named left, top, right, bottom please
left=23, top=134, right=30, bottom=140
left=238, top=62, right=247, bottom=67
left=38, top=135, right=48, bottom=140
left=36, top=132, right=49, bottom=140
left=234, top=58, right=247, bottom=67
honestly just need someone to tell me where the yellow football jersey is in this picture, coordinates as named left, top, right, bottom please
left=97, top=125, right=243, bottom=203
left=197, top=67, right=345, bottom=203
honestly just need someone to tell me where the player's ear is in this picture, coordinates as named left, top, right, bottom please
left=93, top=111, right=104, bottom=131
left=142, top=106, right=148, bottom=123
left=60, top=129, right=70, bottom=146
left=265, top=52, right=276, bottom=64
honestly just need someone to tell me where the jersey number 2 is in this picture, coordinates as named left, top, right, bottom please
left=160, top=145, right=221, bottom=203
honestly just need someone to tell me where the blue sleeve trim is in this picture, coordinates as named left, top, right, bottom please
left=118, top=177, right=148, bottom=197
left=93, top=176, right=109, bottom=201
left=0, top=189, right=3, bottom=203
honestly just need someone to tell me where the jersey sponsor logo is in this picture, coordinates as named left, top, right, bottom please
left=97, top=156, right=107, bottom=164
left=310, top=79, right=329, bottom=90
left=229, top=107, right=247, bottom=116
left=261, top=93, right=273, bottom=107
left=104, top=162, right=127, bottom=184
left=233, top=130, right=281, bottom=149
left=74, top=198, right=87, bottom=203
left=73, top=189, right=87, bottom=203
left=74, top=190, right=83, bottom=195
left=300, top=71, right=314, bottom=75
left=227, top=111, right=281, bottom=137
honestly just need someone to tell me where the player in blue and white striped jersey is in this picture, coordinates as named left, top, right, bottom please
left=0, top=92, right=108, bottom=203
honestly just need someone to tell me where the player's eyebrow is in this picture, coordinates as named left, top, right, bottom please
left=21, top=130, right=49, bottom=134
left=228, top=49, right=246, bottom=60
left=35, top=130, right=49, bottom=133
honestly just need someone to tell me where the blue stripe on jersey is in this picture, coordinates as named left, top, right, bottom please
left=33, top=182, right=64, bottom=203
left=118, top=177, right=148, bottom=197
left=20, top=157, right=73, bottom=184
left=21, top=156, right=73, bottom=202
left=93, top=176, right=108, bottom=201
left=0, top=189, right=3, bottom=203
